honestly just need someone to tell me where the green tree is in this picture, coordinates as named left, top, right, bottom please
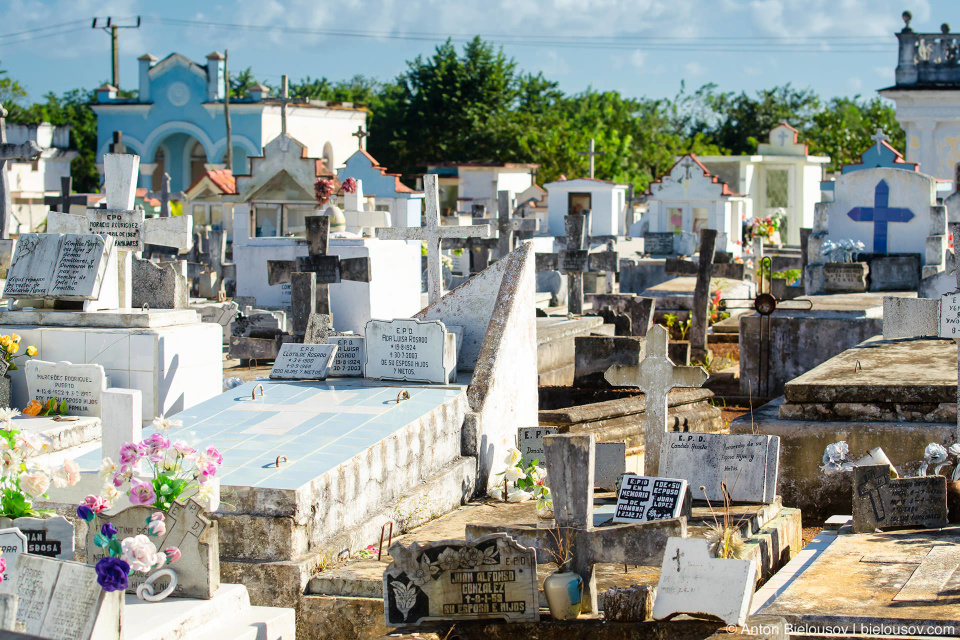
left=229, top=67, right=268, bottom=98
left=806, top=96, right=904, bottom=171
left=0, top=60, right=28, bottom=116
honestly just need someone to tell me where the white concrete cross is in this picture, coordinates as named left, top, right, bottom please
left=871, top=127, right=889, bottom=150
left=578, top=138, right=605, bottom=180
left=604, top=324, right=708, bottom=475
left=375, top=174, right=491, bottom=305
left=342, top=179, right=390, bottom=236
left=47, top=153, right=193, bottom=308
left=277, top=75, right=297, bottom=152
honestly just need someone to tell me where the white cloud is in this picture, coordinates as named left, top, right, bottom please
left=684, top=61, right=706, bottom=78
left=630, top=50, right=647, bottom=69
left=537, top=49, right=569, bottom=76
left=746, top=0, right=931, bottom=37
left=845, top=76, right=864, bottom=92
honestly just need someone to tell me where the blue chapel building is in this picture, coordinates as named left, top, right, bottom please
left=92, top=52, right=368, bottom=193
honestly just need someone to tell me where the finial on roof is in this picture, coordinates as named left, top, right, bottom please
left=902, top=11, right=913, bottom=32
left=942, top=23, right=951, bottom=35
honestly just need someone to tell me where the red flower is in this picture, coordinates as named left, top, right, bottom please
left=341, top=177, right=357, bottom=194
left=314, top=179, right=335, bottom=205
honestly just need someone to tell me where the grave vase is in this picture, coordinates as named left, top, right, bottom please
left=543, top=570, right=583, bottom=620
left=0, top=374, right=10, bottom=409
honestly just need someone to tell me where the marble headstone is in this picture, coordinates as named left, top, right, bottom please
left=25, top=360, right=106, bottom=418
left=85, top=498, right=218, bottom=599
left=939, top=292, right=960, bottom=338
left=518, top=427, right=559, bottom=466
left=652, top=537, right=757, bottom=626
left=852, top=464, right=948, bottom=534
left=644, top=232, right=675, bottom=255
left=0, top=527, right=26, bottom=587
left=4, top=233, right=62, bottom=298
left=364, top=318, right=457, bottom=384
left=517, top=427, right=623, bottom=490
left=269, top=343, right=338, bottom=380
left=328, top=336, right=365, bottom=377
left=612, top=475, right=688, bottom=524
left=49, top=235, right=114, bottom=300
left=383, top=533, right=538, bottom=626
left=86, top=209, right=145, bottom=251
left=13, top=553, right=122, bottom=640
left=659, top=433, right=779, bottom=504
left=2, top=516, right=74, bottom=561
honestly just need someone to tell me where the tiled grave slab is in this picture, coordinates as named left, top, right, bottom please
left=73, top=380, right=467, bottom=491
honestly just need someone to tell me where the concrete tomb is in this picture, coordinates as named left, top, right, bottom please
left=852, top=463, right=947, bottom=533
left=613, top=475, right=688, bottom=524
left=383, top=533, right=538, bottom=626
left=11, top=553, right=123, bottom=640
left=364, top=318, right=457, bottom=384
left=659, top=432, right=780, bottom=504
left=269, top=343, right=338, bottom=380
left=1, top=516, right=74, bottom=562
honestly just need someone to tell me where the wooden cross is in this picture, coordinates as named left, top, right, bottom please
left=146, top=173, right=186, bottom=218
left=46, top=153, right=194, bottom=308
left=604, top=324, right=708, bottom=475
left=0, top=102, right=42, bottom=239
left=352, top=126, right=369, bottom=149
left=375, top=174, right=491, bottom=305
left=664, top=229, right=743, bottom=361
left=578, top=138, right=604, bottom=179
left=465, top=433, right=685, bottom=614
left=267, top=215, right=372, bottom=334
left=535, top=213, right=618, bottom=315
left=44, top=176, right=88, bottom=213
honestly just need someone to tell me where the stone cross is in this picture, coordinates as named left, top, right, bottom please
left=0, top=102, right=42, bottom=239
left=871, top=127, right=889, bottom=150
left=846, top=179, right=914, bottom=254
left=777, top=129, right=790, bottom=145
left=267, top=215, right=372, bottom=334
left=375, top=174, right=491, bottom=305
left=164, top=499, right=210, bottom=550
left=44, top=176, right=87, bottom=213
left=578, top=138, right=604, bottom=179
left=108, top=131, right=126, bottom=154
left=276, top=75, right=298, bottom=152
left=604, top=324, right=708, bottom=475
left=664, top=229, right=743, bottom=361
left=495, top=191, right=538, bottom=259
left=47, top=153, right=194, bottom=308
left=352, top=125, right=369, bottom=149
left=465, top=433, right=684, bottom=614
left=535, top=214, right=619, bottom=315
left=680, top=156, right=696, bottom=182
left=146, top=172, right=186, bottom=218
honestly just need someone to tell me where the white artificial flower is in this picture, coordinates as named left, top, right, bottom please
left=0, top=448, right=22, bottom=477
left=152, top=417, right=183, bottom=433
left=19, top=470, right=50, bottom=498
left=121, top=535, right=162, bottom=573
left=101, top=482, right=120, bottom=503
left=16, top=431, right=48, bottom=455
left=99, top=457, right=117, bottom=480
left=196, top=478, right=220, bottom=512
left=506, top=488, right=533, bottom=503
left=503, top=448, right=522, bottom=467
left=505, top=466, right=524, bottom=482
left=925, top=443, right=949, bottom=464
left=820, top=441, right=850, bottom=474
left=0, top=408, right=20, bottom=425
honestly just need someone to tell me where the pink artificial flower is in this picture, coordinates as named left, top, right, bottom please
left=143, top=433, right=170, bottom=457
left=0, top=557, right=6, bottom=577
left=205, top=446, right=223, bottom=466
left=147, top=512, right=165, bottom=536
left=128, top=479, right=156, bottom=506
left=83, top=494, right=110, bottom=513
left=112, top=464, right=133, bottom=488
left=120, top=535, right=161, bottom=573
left=173, top=442, right=196, bottom=457
left=314, top=178, right=335, bottom=205
left=118, top=442, right=144, bottom=466
left=164, top=547, right=181, bottom=563
left=341, top=177, right=357, bottom=194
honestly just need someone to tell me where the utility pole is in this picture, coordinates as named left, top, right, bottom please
left=92, top=17, right=141, bottom=90
left=224, top=49, right=233, bottom=172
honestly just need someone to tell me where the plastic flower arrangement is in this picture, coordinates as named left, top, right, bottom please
left=493, top=447, right=551, bottom=508
left=78, top=507, right=181, bottom=592
left=0, top=334, right=37, bottom=372
left=314, top=176, right=356, bottom=206
left=0, top=408, right=80, bottom=518
left=102, top=418, right=222, bottom=512
left=746, top=210, right=786, bottom=242
left=22, top=398, right=68, bottom=417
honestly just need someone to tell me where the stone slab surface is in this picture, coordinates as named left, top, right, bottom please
left=783, top=336, right=956, bottom=404
left=0, top=309, right=200, bottom=328
left=761, top=527, right=960, bottom=629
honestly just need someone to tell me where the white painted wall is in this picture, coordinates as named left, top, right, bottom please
left=881, top=89, right=960, bottom=187
left=545, top=179, right=627, bottom=237
left=260, top=107, right=366, bottom=171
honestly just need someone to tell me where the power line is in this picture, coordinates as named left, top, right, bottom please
left=0, top=19, right=89, bottom=40
left=0, top=25, right=89, bottom=46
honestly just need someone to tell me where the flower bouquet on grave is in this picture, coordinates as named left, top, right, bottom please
left=746, top=210, right=786, bottom=245
left=491, top=447, right=551, bottom=507
left=820, top=239, right=865, bottom=264
left=0, top=408, right=81, bottom=519
left=79, top=508, right=182, bottom=600
left=98, top=417, right=223, bottom=513
left=0, top=334, right=37, bottom=372
left=22, top=397, right=68, bottom=417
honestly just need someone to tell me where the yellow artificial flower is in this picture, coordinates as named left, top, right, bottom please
left=6, top=343, right=17, bottom=355
left=0, top=337, right=10, bottom=348
left=11, top=334, right=20, bottom=343
left=25, top=346, right=36, bottom=357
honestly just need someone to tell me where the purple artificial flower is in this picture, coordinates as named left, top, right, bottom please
left=143, top=432, right=170, bottom=457
left=128, top=479, right=156, bottom=506
left=95, top=556, right=130, bottom=592
left=118, top=442, right=144, bottom=466
left=205, top=445, right=223, bottom=466
left=76, top=505, right=95, bottom=522
left=101, top=523, right=118, bottom=538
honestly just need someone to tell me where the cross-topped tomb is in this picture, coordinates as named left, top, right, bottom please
left=146, top=172, right=186, bottom=218
left=376, top=174, right=491, bottom=305
left=846, top=179, right=915, bottom=254
left=604, top=324, right=708, bottom=475
left=578, top=138, right=604, bottom=180
left=0, top=102, right=42, bottom=238
left=44, top=177, right=87, bottom=214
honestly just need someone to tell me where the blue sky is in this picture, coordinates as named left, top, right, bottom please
left=0, top=0, right=950, bottom=104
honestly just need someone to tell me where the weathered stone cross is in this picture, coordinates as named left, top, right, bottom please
left=578, top=138, right=604, bottom=179
left=46, top=153, right=193, bottom=308
left=604, top=324, right=708, bottom=475
left=108, top=131, right=127, bottom=154
left=146, top=172, right=186, bottom=218
left=162, top=499, right=210, bottom=549
left=44, top=176, right=88, bottom=213
left=871, top=127, right=889, bottom=150
left=664, top=229, right=744, bottom=361
left=267, top=215, right=372, bottom=334
left=352, top=125, right=369, bottom=149
left=473, top=191, right=539, bottom=261
left=376, top=174, right=491, bottom=305
left=535, top=213, right=618, bottom=315
left=465, top=433, right=685, bottom=614
left=276, top=75, right=298, bottom=152
left=0, top=102, right=42, bottom=239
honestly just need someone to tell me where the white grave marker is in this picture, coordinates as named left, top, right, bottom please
left=5, top=234, right=117, bottom=308
left=329, top=336, right=365, bottom=377
left=25, top=360, right=106, bottom=417
left=659, top=432, right=780, bottom=504
left=612, top=475, right=687, bottom=524
left=364, top=318, right=457, bottom=383
left=0, top=526, right=26, bottom=587
left=939, top=292, right=960, bottom=337
left=269, top=343, right=338, bottom=380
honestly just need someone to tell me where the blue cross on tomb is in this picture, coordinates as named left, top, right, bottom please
left=845, top=180, right=914, bottom=254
